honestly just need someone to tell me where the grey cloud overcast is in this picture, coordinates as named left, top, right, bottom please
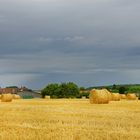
left=0, top=0, right=140, bottom=88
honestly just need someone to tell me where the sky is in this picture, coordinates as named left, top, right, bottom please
left=0, top=0, right=140, bottom=89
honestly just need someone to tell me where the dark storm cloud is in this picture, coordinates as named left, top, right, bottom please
left=0, top=0, right=140, bottom=88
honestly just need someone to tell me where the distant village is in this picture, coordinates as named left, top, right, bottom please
left=0, top=86, right=41, bottom=98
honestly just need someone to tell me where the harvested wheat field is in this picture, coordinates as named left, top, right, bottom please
left=0, top=99, right=140, bottom=140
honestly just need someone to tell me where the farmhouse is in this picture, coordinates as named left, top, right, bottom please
left=0, top=87, right=19, bottom=94
left=0, top=86, right=41, bottom=98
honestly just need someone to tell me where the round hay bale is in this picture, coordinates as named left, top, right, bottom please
left=89, top=89, right=109, bottom=104
left=126, top=93, right=136, bottom=100
left=102, top=89, right=112, bottom=101
left=13, top=94, right=21, bottom=99
left=112, top=93, right=120, bottom=101
left=45, top=95, right=50, bottom=99
left=1, top=94, right=13, bottom=102
left=120, top=94, right=126, bottom=99
left=82, top=96, right=86, bottom=99
left=0, top=94, right=2, bottom=99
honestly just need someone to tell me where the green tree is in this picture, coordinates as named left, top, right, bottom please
left=41, top=82, right=79, bottom=98
left=41, top=83, right=60, bottom=98
left=119, top=86, right=126, bottom=94
left=112, top=84, right=116, bottom=89
left=79, top=87, right=85, bottom=91
left=59, top=82, right=79, bottom=98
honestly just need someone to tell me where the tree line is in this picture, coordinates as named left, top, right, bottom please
left=41, top=82, right=82, bottom=98
left=41, top=83, right=140, bottom=99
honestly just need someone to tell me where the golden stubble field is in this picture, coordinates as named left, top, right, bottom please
left=0, top=99, right=140, bottom=140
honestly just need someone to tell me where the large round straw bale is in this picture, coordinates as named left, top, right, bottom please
left=89, top=89, right=109, bottom=104
left=0, top=94, right=1, bottom=99
left=45, top=95, right=50, bottom=99
left=126, top=93, right=136, bottom=100
left=82, top=96, right=86, bottom=99
left=1, top=94, right=13, bottom=102
left=112, top=93, right=120, bottom=101
left=120, top=94, right=126, bottom=99
left=103, top=89, right=112, bottom=101
left=13, top=94, right=21, bottom=99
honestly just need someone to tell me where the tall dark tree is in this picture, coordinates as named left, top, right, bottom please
left=119, top=86, right=126, bottom=94
left=112, top=84, right=116, bottom=89
left=41, top=83, right=60, bottom=98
